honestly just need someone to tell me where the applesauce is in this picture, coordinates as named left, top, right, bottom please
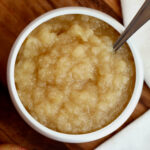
left=15, top=15, right=135, bottom=134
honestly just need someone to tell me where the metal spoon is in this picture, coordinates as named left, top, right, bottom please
left=113, top=0, right=150, bottom=51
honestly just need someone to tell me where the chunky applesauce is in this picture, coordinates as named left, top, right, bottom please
left=15, top=15, right=135, bottom=134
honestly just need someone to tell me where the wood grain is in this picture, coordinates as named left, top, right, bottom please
left=104, top=0, right=121, bottom=17
left=0, top=0, right=149, bottom=150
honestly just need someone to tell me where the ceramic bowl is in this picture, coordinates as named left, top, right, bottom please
left=7, top=7, right=144, bottom=143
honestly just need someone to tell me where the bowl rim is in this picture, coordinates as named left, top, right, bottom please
left=7, top=7, right=144, bottom=143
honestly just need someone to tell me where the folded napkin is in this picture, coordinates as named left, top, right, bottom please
left=95, top=110, right=150, bottom=150
left=122, top=0, right=150, bottom=88
left=95, top=1, right=150, bottom=149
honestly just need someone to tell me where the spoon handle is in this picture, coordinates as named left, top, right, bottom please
left=113, top=0, right=150, bottom=51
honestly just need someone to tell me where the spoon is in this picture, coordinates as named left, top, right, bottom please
left=113, top=0, right=150, bottom=51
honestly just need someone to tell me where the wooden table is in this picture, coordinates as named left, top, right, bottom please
left=0, top=0, right=150, bottom=149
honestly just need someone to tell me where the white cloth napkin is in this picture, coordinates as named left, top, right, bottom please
left=95, top=110, right=150, bottom=150
left=121, top=0, right=150, bottom=88
left=95, top=1, right=150, bottom=149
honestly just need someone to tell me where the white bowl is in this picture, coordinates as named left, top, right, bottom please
left=7, top=7, right=144, bottom=143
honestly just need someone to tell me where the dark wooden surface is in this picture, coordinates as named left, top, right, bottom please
left=0, top=0, right=150, bottom=150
